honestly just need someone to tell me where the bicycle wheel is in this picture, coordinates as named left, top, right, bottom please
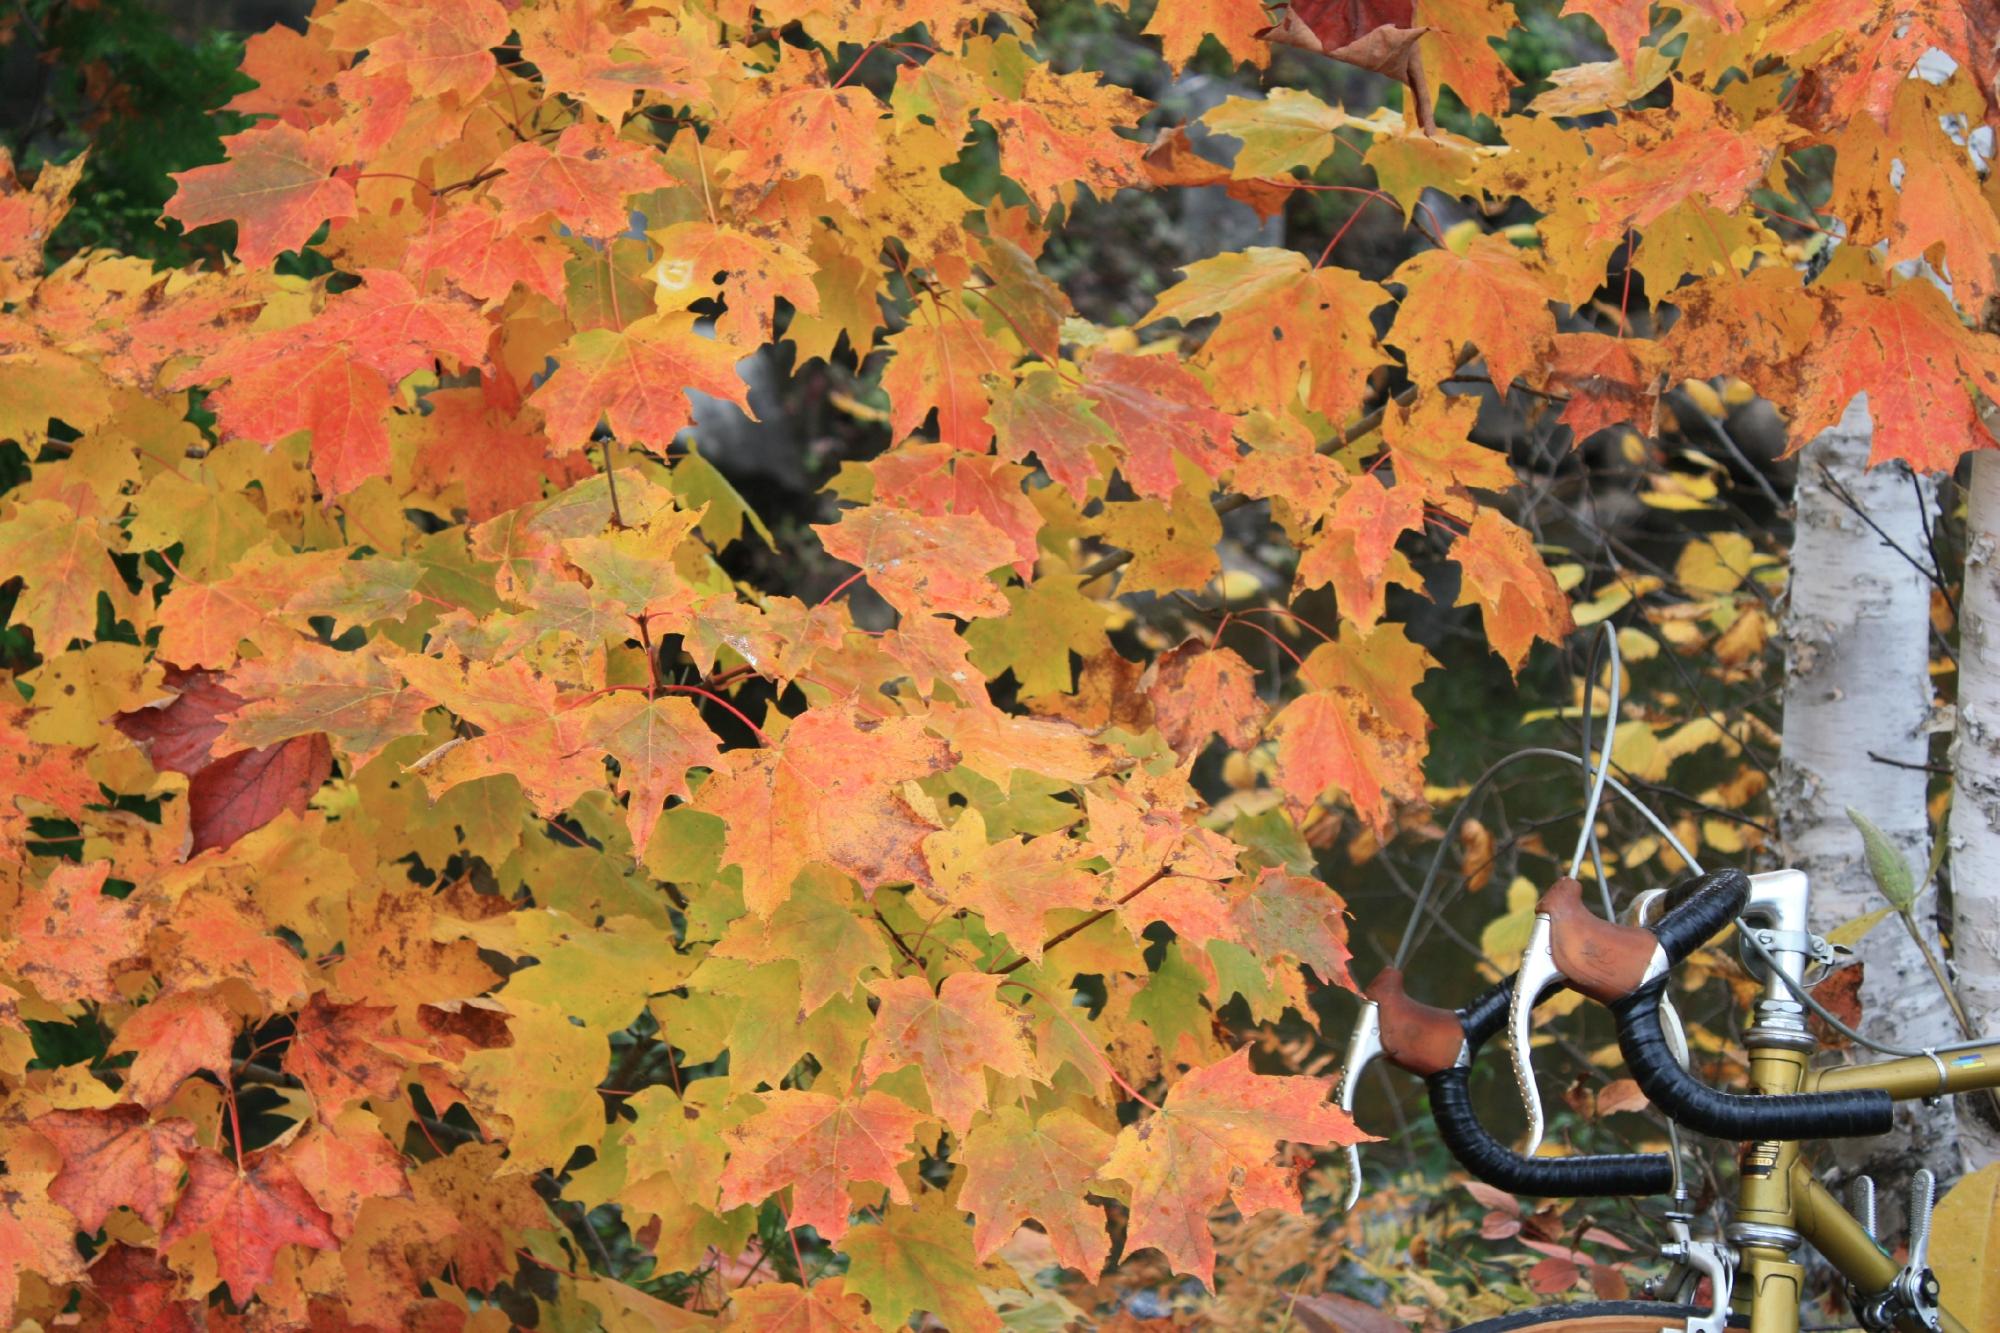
left=1450, top=1301, right=1748, bottom=1331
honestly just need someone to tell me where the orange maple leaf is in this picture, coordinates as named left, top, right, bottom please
left=163, top=119, right=356, bottom=268
left=1269, top=623, right=1436, bottom=831
left=1452, top=507, right=1574, bottom=671
left=860, top=973, right=1039, bottom=1133
left=717, top=1089, right=929, bottom=1241
left=1098, top=1047, right=1370, bottom=1286
left=489, top=118, right=675, bottom=239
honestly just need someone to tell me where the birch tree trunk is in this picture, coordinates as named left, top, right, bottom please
left=1950, top=450, right=2000, bottom=1168
left=1779, top=393, right=1961, bottom=1193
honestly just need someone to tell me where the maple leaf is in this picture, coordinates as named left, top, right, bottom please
left=872, top=446, right=1044, bottom=576
left=283, top=992, right=424, bottom=1116
left=1202, top=88, right=1354, bottom=178
left=457, top=997, right=609, bottom=1173
left=923, top=809, right=1111, bottom=959
left=30, top=1106, right=198, bottom=1233
left=360, top=0, right=508, bottom=101
left=879, top=305, right=1014, bottom=451
left=392, top=649, right=602, bottom=813
left=1144, top=247, right=1388, bottom=421
left=1562, top=0, right=1654, bottom=70
left=815, top=503, right=1015, bottom=621
left=0, top=1184, right=85, bottom=1327
left=516, top=0, right=707, bottom=122
left=568, top=693, right=723, bottom=852
left=982, top=60, right=1151, bottom=209
left=217, top=640, right=432, bottom=772
left=489, top=119, right=674, bottom=239
left=154, top=888, right=311, bottom=1008
left=158, top=1148, right=339, bottom=1304
left=0, top=487, right=141, bottom=651
left=724, top=1278, right=874, bottom=1332
left=282, top=1113, right=412, bottom=1239
left=1269, top=623, right=1436, bottom=831
left=185, top=328, right=406, bottom=501
left=109, top=989, right=236, bottom=1107
left=409, top=1142, right=551, bottom=1289
left=1381, top=389, right=1517, bottom=514
left=1083, top=351, right=1238, bottom=501
left=1581, top=90, right=1784, bottom=246
left=1416, top=0, right=1520, bottom=119
left=1296, top=473, right=1425, bottom=629
left=961, top=1105, right=1116, bottom=1280
left=1146, top=0, right=1275, bottom=69
left=1787, top=281, right=2000, bottom=473
left=163, top=119, right=355, bottom=266
left=716, top=1088, right=928, bottom=1241
left=1145, top=640, right=1269, bottom=760
left=1453, top=508, right=1575, bottom=671
left=1098, top=1047, right=1369, bottom=1286
left=0, top=704, right=99, bottom=855
left=1877, top=82, right=2000, bottom=320
left=710, top=867, right=893, bottom=1013
left=404, top=199, right=569, bottom=306
left=860, top=973, right=1038, bottom=1133
left=0, top=149, right=84, bottom=304
left=115, top=669, right=332, bottom=854
left=1141, top=125, right=1292, bottom=218
left=649, top=220, right=819, bottom=344
left=1231, top=867, right=1358, bottom=992
left=1260, top=0, right=1436, bottom=131
left=531, top=313, right=752, bottom=452
left=82, top=1244, right=199, bottom=1332
left=1386, top=234, right=1555, bottom=392
left=990, top=366, right=1117, bottom=503
left=1548, top=331, right=1667, bottom=440
left=698, top=707, right=952, bottom=915
left=1, top=861, right=148, bottom=1004
left=731, top=77, right=887, bottom=208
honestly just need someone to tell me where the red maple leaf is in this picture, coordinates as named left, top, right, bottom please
left=158, top=1149, right=339, bottom=1304
left=114, top=669, right=332, bottom=854
left=30, top=1106, right=198, bottom=1233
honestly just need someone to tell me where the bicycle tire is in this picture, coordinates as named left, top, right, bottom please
left=1449, top=1301, right=1748, bottom=1331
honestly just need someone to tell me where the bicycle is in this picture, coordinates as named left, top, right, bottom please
left=1338, top=853, right=2000, bottom=1330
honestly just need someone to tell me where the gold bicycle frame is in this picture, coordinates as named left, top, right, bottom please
left=1621, top=870, right=2000, bottom=1332
left=1719, top=997, right=2000, bottom=1331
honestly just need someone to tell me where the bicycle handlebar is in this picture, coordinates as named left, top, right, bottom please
left=1612, top=976, right=1894, bottom=1141
left=1368, top=969, right=1673, bottom=1197
left=1519, top=866, right=1895, bottom=1144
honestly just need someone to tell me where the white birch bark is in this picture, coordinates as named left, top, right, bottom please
left=1950, top=449, right=2000, bottom=1168
left=1778, top=393, right=1961, bottom=1188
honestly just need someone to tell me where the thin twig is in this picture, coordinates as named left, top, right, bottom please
left=1866, top=750, right=1951, bottom=776
left=993, top=862, right=1178, bottom=975
left=874, top=908, right=926, bottom=967
left=1816, top=463, right=1957, bottom=637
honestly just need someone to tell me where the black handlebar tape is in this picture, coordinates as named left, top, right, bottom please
left=1422, top=974, right=1673, bottom=1197
left=1612, top=976, right=1893, bottom=1140
left=1426, top=1066, right=1675, bottom=1196
left=1651, top=867, right=1752, bottom=966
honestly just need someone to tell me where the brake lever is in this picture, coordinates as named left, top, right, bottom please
left=1509, top=912, right=1561, bottom=1157
left=1507, top=877, right=1674, bottom=1156
left=1334, top=1000, right=1383, bottom=1211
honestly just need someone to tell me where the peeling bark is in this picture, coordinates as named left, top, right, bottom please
left=1951, top=451, right=2000, bottom=1168
left=1778, top=393, right=1961, bottom=1191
